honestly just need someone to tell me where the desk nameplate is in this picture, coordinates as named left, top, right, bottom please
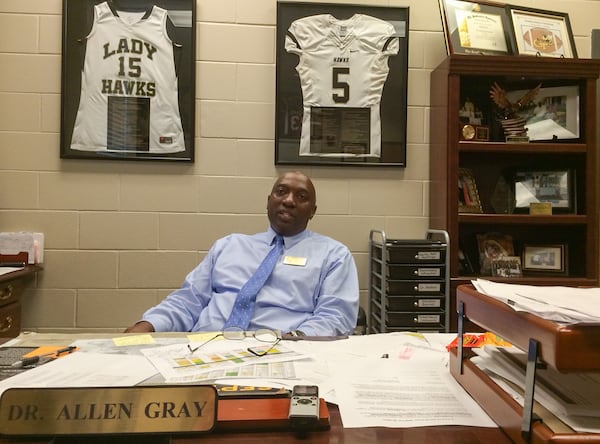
left=0, top=385, right=217, bottom=436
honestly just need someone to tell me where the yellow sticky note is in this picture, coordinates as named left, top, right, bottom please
left=113, top=334, right=155, bottom=346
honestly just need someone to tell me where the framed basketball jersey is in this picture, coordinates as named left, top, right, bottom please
left=60, top=0, right=195, bottom=161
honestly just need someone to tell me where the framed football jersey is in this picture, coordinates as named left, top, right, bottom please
left=60, top=0, right=195, bottom=161
left=275, top=2, right=409, bottom=166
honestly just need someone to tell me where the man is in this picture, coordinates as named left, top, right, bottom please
left=125, top=171, right=359, bottom=336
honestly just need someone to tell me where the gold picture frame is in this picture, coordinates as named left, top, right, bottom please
left=458, top=168, right=483, bottom=213
left=476, top=232, right=515, bottom=276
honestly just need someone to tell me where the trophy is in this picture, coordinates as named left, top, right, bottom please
left=489, top=82, right=541, bottom=142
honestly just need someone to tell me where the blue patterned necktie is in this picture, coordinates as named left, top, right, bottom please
left=223, top=235, right=284, bottom=329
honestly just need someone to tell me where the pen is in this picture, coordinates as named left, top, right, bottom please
left=10, top=346, right=77, bottom=368
left=0, top=262, right=26, bottom=267
left=11, top=354, right=55, bottom=368
left=55, top=346, right=77, bottom=356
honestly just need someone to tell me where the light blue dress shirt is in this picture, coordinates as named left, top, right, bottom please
left=142, top=227, right=359, bottom=336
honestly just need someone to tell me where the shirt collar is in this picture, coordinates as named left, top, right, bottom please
left=266, top=226, right=310, bottom=249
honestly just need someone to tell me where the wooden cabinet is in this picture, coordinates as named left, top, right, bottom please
left=429, top=55, right=600, bottom=331
left=0, top=266, right=41, bottom=337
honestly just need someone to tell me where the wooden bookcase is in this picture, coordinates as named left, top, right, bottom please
left=429, top=55, right=600, bottom=331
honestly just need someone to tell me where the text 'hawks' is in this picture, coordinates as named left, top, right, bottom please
left=101, top=79, right=156, bottom=97
left=101, top=37, right=158, bottom=97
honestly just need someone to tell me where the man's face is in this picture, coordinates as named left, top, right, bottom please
left=267, top=173, right=317, bottom=237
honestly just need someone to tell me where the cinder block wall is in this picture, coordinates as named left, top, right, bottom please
left=0, top=0, right=597, bottom=332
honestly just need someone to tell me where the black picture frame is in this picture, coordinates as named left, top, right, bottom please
left=507, top=5, right=577, bottom=58
left=522, top=244, right=567, bottom=274
left=438, top=0, right=515, bottom=56
left=275, top=2, right=409, bottom=167
left=512, top=169, right=575, bottom=214
left=60, top=0, right=196, bottom=161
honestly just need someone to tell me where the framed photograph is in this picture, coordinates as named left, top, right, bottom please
left=505, top=85, right=579, bottom=141
left=60, top=0, right=196, bottom=161
left=522, top=244, right=567, bottom=274
left=476, top=232, right=515, bottom=276
left=275, top=2, right=409, bottom=166
left=438, top=0, right=514, bottom=56
left=491, top=256, right=522, bottom=278
left=513, top=169, right=575, bottom=213
left=508, top=6, right=577, bottom=58
left=458, top=168, right=483, bottom=213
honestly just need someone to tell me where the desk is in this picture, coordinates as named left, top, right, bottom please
left=0, top=333, right=512, bottom=443
left=0, top=266, right=42, bottom=338
left=0, top=404, right=512, bottom=444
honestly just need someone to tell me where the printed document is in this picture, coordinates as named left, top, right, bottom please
left=332, top=357, right=496, bottom=428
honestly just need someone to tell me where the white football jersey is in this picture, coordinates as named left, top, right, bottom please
left=285, top=14, right=399, bottom=157
left=70, top=2, right=185, bottom=153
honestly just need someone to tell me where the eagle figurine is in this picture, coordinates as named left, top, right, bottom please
left=489, top=82, right=542, bottom=119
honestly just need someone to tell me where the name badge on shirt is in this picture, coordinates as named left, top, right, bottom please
left=283, top=256, right=307, bottom=266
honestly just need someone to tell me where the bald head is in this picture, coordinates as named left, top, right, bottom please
left=267, top=172, right=317, bottom=236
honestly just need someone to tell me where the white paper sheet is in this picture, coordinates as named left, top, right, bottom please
left=472, top=346, right=600, bottom=433
left=140, top=340, right=307, bottom=383
left=0, top=267, right=24, bottom=276
left=332, top=358, right=497, bottom=428
left=0, top=352, right=158, bottom=397
left=472, top=279, right=600, bottom=323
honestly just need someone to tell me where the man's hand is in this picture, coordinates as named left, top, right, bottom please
left=124, top=321, right=155, bottom=333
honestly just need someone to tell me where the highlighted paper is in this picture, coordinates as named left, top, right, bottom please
left=446, top=332, right=511, bottom=351
left=141, top=341, right=307, bottom=383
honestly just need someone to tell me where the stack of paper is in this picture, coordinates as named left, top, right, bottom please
left=472, top=279, right=600, bottom=323
left=472, top=345, right=600, bottom=433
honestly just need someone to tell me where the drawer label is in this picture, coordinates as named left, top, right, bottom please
left=417, top=283, right=441, bottom=292
left=416, top=251, right=441, bottom=260
left=416, top=314, right=440, bottom=323
left=418, top=299, right=441, bottom=308
left=417, top=268, right=441, bottom=277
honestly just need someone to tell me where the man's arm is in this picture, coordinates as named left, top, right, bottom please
left=122, top=243, right=221, bottom=332
left=124, top=320, right=155, bottom=333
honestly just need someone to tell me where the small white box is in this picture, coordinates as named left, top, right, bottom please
left=0, top=232, right=44, bottom=264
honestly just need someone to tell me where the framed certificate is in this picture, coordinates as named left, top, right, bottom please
left=438, top=0, right=514, bottom=55
left=508, top=6, right=577, bottom=58
left=60, top=0, right=196, bottom=161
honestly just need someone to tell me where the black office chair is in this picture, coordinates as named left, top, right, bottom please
left=354, top=306, right=367, bottom=335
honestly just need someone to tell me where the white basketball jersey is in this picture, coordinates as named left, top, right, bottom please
left=70, top=2, right=185, bottom=153
left=285, top=14, right=399, bottom=157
